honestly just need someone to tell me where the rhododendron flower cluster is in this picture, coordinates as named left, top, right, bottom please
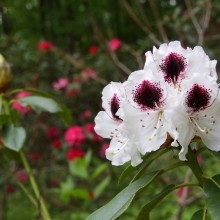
left=64, top=126, right=85, bottom=147
left=66, top=148, right=84, bottom=161
left=108, top=38, right=122, bottom=51
left=38, top=41, right=53, bottom=51
left=52, top=77, right=69, bottom=90
left=95, top=41, right=220, bottom=166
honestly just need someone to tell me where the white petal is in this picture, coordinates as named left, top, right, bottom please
left=102, top=82, right=125, bottom=116
left=94, top=111, right=120, bottom=138
left=106, top=134, right=142, bottom=167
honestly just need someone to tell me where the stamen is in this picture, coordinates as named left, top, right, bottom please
left=110, top=139, right=129, bottom=155
left=147, top=111, right=163, bottom=141
left=191, top=117, right=209, bottom=134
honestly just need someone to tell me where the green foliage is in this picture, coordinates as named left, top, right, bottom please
left=86, top=170, right=163, bottom=220
left=204, top=174, right=220, bottom=219
left=2, top=125, right=26, bottom=151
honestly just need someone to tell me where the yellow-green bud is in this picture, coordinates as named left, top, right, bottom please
left=0, top=54, right=12, bottom=93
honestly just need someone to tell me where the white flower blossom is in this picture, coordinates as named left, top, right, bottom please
left=94, top=82, right=142, bottom=166
left=94, top=41, right=220, bottom=166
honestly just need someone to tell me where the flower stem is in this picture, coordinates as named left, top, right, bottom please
left=19, top=150, right=51, bottom=220
left=186, top=147, right=203, bottom=187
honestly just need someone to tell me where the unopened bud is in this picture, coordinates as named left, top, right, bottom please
left=0, top=55, right=12, bottom=93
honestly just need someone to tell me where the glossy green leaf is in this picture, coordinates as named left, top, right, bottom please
left=204, top=174, right=220, bottom=220
left=10, top=88, right=72, bottom=125
left=190, top=209, right=206, bottom=220
left=118, top=148, right=170, bottom=185
left=131, top=147, right=172, bottom=183
left=94, top=176, right=111, bottom=198
left=2, top=126, right=26, bottom=151
left=86, top=170, right=163, bottom=220
left=137, top=184, right=175, bottom=220
left=19, top=96, right=61, bottom=114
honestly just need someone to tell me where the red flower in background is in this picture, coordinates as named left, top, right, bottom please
left=81, top=110, right=92, bottom=119
left=47, top=127, right=60, bottom=139
left=64, top=126, right=85, bottom=147
left=100, top=143, right=109, bottom=158
left=16, top=170, right=29, bottom=183
left=67, top=148, right=84, bottom=161
left=38, top=41, right=53, bottom=51
left=85, top=122, right=95, bottom=133
left=6, top=184, right=15, bottom=194
left=30, top=152, right=41, bottom=161
left=89, top=45, right=98, bottom=54
left=66, top=89, right=80, bottom=97
left=108, top=38, right=122, bottom=51
left=52, top=139, right=62, bottom=149
left=12, top=91, right=32, bottom=115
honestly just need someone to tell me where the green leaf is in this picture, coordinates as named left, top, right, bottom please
left=55, top=103, right=72, bottom=125
left=19, top=96, right=61, bottom=114
left=69, top=188, right=91, bottom=201
left=2, top=126, right=26, bottom=151
left=91, top=163, right=108, bottom=179
left=69, top=158, right=88, bottom=179
left=0, top=114, right=11, bottom=126
left=137, top=184, right=175, bottom=220
left=190, top=209, right=206, bottom=220
left=86, top=170, right=163, bottom=220
left=131, top=147, right=172, bottom=183
left=10, top=88, right=72, bottom=125
left=94, top=176, right=111, bottom=198
left=84, top=150, right=92, bottom=166
left=204, top=174, right=220, bottom=220
left=118, top=148, right=171, bottom=185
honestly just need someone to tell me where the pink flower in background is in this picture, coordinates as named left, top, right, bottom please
left=100, top=143, right=109, bottom=158
left=66, top=148, right=85, bottom=161
left=16, top=170, right=29, bottom=183
left=52, top=77, right=69, bottom=90
left=12, top=91, right=32, bottom=115
left=85, top=122, right=95, bottom=133
left=47, top=127, right=59, bottom=139
left=81, top=68, right=97, bottom=81
left=108, top=38, right=122, bottom=51
left=38, top=41, right=53, bottom=51
left=197, top=156, right=203, bottom=165
left=89, top=45, right=98, bottom=54
left=64, top=126, right=85, bottom=147
left=81, top=110, right=92, bottom=119
left=52, top=139, right=62, bottom=149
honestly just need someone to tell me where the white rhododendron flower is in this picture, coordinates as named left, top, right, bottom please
left=119, top=69, right=178, bottom=155
left=94, top=41, right=220, bottom=166
left=94, top=82, right=142, bottom=166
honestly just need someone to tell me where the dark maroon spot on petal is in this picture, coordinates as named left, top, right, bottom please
left=186, top=84, right=211, bottom=112
left=160, top=52, right=186, bottom=84
left=110, top=94, right=121, bottom=121
left=133, top=80, right=163, bottom=110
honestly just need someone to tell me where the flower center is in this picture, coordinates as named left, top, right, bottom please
left=186, top=84, right=211, bottom=112
left=133, top=80, right=163, bottom=110
left=110, top=94, right=121, bottom=120
left=160, top=52, right=186, bottom=84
